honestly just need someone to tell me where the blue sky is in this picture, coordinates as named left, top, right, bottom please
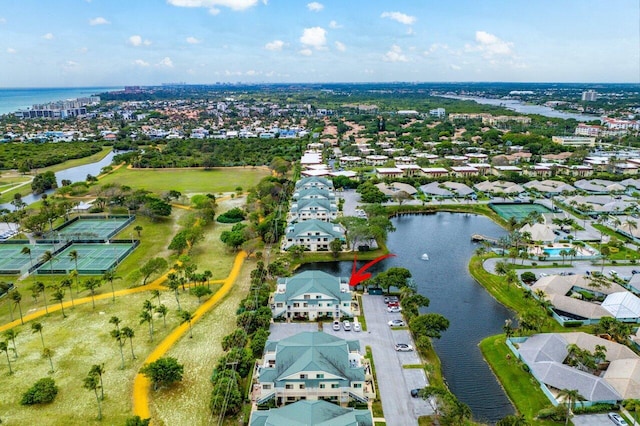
left=0, top=0, right=638, bottom=87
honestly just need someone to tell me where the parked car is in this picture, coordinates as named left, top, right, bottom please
left=384, top=296, right=399, bottom=304
left=395, top=343, right=414, bottom=352
left=608, top=412, right=628, bottom=426
left=387, top=306, right=402, bottom=313
left=410, top=388, right=421, bottom=398
left=332, top=320, right=341, bottom=331
left=353, top=322, right=361, bottom=332
left=387, top=301, right=400, bottom=308
left=632, top=270, right=639, bottom=275
left=609, top=270, right=618, bottom=276
left=388, top=319, right=406, bottom=327
left=342, top=320, right=351, bottom=331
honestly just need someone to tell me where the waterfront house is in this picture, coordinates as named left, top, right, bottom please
left=282, top=220, right=345, bottom=252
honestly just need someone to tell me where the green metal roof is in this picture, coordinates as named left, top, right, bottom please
left=274, top=270, right=350, bottom=303
left=250, top=400, right=373, bottom=426
left=285, top=220, right=345, bottom=238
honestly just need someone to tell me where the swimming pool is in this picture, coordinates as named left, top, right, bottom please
left=543, top=248, right=570, bottom=256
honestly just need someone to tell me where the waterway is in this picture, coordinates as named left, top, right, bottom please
left=1, top=150, right=118, bottom=209
left=441, top=94, right=599, bottom=122
left=0, top=87, right=122, bottom=115
left=300, top=213, right=515, bottom=423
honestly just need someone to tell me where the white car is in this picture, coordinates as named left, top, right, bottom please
left=342, top=320, right=351, bottom=331
left=353, top=322, right=361, bottom=332
left=332, top=320, right=341, bottom=331
left=395, top=343, right=414, bottom=352
left=387, top=306, right=402, bottom=313
left=388, top=319, right=406, bottom=327
left=608, top=412, right=628, bottom=426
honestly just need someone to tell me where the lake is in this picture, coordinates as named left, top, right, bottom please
left=301, top=212, right=515, bottom=423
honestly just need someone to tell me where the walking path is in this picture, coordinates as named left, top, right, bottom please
left=132, top=251, right=247, bottom=420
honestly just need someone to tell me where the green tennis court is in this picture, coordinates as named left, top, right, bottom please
left=0, top=243, right=56, bottom=274
left=36, top=243, right=136, bottom=275
left=46, top=217, right=132, bottom=241
left=489, top=202, right=553, bottom=222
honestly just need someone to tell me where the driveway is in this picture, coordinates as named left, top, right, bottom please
left=323, top=294, right=433, bottom=425
left=572, top=413, right=619, bottom=426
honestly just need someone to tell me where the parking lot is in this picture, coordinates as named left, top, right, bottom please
left=572, top=412, right=621, bottom=426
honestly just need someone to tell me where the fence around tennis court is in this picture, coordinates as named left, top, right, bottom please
left=35, top=240, right=140, bottom=275
left=45, top=215, right=135, bottom=242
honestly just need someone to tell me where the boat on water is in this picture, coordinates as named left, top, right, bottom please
left=421, top=253, right=429, bottom=260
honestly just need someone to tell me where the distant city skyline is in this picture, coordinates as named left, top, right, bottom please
left=1, top=0, right=638, bottom=87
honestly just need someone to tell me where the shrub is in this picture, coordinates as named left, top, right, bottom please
left=21, top=377, right=58, bottom=405
left=216, top=207, right=246, bottom=223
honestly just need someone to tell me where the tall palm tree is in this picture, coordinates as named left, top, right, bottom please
left=83, top=373, right=103, bottom=420
left=34, top=281, right=48, bottom=314
left=624, top=399, right=640, bottom=425
left=626, top=219, right=638, bottom=238
left=139, top=310, right=153, bottom=342
left=121, top=326, right=136, bottom=360
left=4, top=329, right=18, bottom=358
left=179, top=310, right=194, bottom=338
left=21, top=246, right=33, bottom=268
left=31, top=322, right=45, bottom=349
left=110, top=329, right=125, bottom=369
left=156, top=304, right=168, bottom=328
left=89, top=363, right=105, bottom=400
left=51, top=286, right=66, bottom=318
left=60, top=277, right=74, bottom=308
left=0, top=340, right=13, bottom=374
left=69, top=269, right=80, bottom=295
left=40, top=250, right=56, bottom=275
left=557, top=388, right=585, bottom=426
left=83, top=278, right=102, bottom=309
left=11, top=291, right=24, bottom=325
left=68, top=249, right=79, bottom=275
left=167, top=275, right=181, bottom=310
left=151, top=289, right=161, bottom=305
left=42, top=347, right=54, bottom=373
left=102, top=269, right=121, bottom=303
left=203, top=270, right=212, bottom=288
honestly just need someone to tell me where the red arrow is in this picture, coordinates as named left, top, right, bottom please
left=349, top=253, right=396, bottom=286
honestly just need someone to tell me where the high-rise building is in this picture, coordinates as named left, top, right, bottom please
left=581, top=90, right=598, bottom=102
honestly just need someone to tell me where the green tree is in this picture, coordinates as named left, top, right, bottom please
left=121, top=326, right=136, bottom=360
left=83, top=278, right=102, bottom=309
left=10, top=290, right=24, bottom=325
left=83, top=372, right=102, bottom=420
left=68, top=249, right=79, bottom=275
left=496, top=414, right=530, bottom=426
left=60, top=277, right=74, bottom=308
left=4, top=329, right=18, bottom=358
left=139, top=257, right=168, bottom=285
left=139, top=310, right=154, bottom=342
left=20, top=377, right=58, bottom=405
left=140, top=357, right=184, bottom=391
left=51, top=286, right=66, bottom=318
left=557, top=388, right=585, bottom=425
left=89, top=363, right=105, bottom=400
left=179, top=310, right=194, bottom=338
left=102, top=269, right=121, bottom=302
left=409, top=313, right=450, bottom=339
left=190, top=285, right=212, bottom=303
left=125, top=416, right=151, bottom=426
left=155, top=304, right=169, bottom=328
left=21, top=246, right=33, bottom=268
left=40, top=250, right=56, bottom=275
left=167, top=274, right=182, bottom=310
left=329, top=238, right=343, bottom=258
left=32, top=281, right=48, bottom=314
left=31, top=322, right=45, bottom=349
left=0, top=340, right=13, bottom=374
left=42, top=347, right=54, bottom=373
left=134, top=225, right=143, bottom=237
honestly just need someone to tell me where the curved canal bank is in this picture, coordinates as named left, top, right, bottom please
left=302, top=212, right=516, bottom=423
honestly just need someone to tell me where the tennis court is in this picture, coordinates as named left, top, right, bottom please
left=0, top=243, right=56, bottom=274
left=46, top=216, right=133, bottom=242
left=36, top=242, right=137, bottom=275
left=489, top=202, right=553, bottom=222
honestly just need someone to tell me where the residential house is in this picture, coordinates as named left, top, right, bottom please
left=249, top=400, right=373, bottom=426
left=270, top=271, right=352, bottom=320
left=375, top=168, right=403, bottom=179
left=295, top=177, right=334, bottom=192
left=282, top=220, right=345, bottom=252
left=289, top=198, right=338, bottom=223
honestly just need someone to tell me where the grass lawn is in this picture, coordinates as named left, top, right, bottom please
left=97, top=166, right=269, bottom=195
left=479, top=335, right=563, bottom=426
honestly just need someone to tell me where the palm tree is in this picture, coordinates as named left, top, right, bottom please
left=41, top=250, right=56, bottom=275
left=121, top=326, right=136, bottom=360
left=110, top=329, right=125, bottom=369
left=156, top=304, right=168, bottom=328
left=68, top=249, right=79, bottom=275
left=34, top=281, right=48, bottom=314
left=151, top=289, right=161, bottom=305
left=42, top=347, right=54, bottom=373
left=624, top=399, right=640, bottom=425
left=504, top=269, right=519, bottom=287
left=134, top=225, right=143, bottom=237
left=102, top=269, right=121, bottom=303
left=0, top=340, right=13, bottom=374
left=60, top=277, right=74, bottom=308
left=83, top=278, right=102, bottom=309
left=557, top=388, right=585, bottom=426
left=11, top=291, right=24, bottom=325
left=21, top=246, right=33, bottom=268
left=626, top=219, right=638, bottom=238
left=4, top=329, right=18, bottom=358
left=179, top=310, right=194, bottom=338
left=83, top=372, right=103, bottom=420
left=568, top=247, right=578, bottom=265
left=167, top=275, right=181, bottom=310
left=89, top=363, right=105, bottom=400
left=203, top=270, right=212, bottom=288
left=139, top=310, right=154, bottom=342
left=51, top=286, right=66, bottom=318
left=31, top=322, right=45, bottom=349
left=69, top=269, right=80, bottom=295
left=109, top=315, right=121, bottom=332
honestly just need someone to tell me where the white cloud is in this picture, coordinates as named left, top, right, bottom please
left=334, top=41, right=346, bottom=52
left=6, top=48, right=16, bottom=54
left=186, top=36, right=202, bottom=44
left=307, top=2, right=323, bottom=12
left=209, top=7, right=220, bottom=15
left=381, top=11, right=416, bottom=25
left=134, top=59, right=150, bottom=67
left=423, top=43, right=448, bottom=56
left=300, top=27, right=326, bottom=49
left=245, top=70, right=259, bottom=76
left=328, top=20, right=341, bottom=29
left=299, top=48, right=312, bottom=56
left=450, top=64, right=462, bottom=70
left=65, top=60, right=79, bottom=67
left=78, top=47, right=89, bottom=54
left=383, top=45, right=408, bottom=62
left=43, top=33, right=54, bottom=40
left=167, top=0, right=259, bottom=12
left=265, top=40, right=285, bottom=51
left=0, top=17, right=6, bottom=24
left=89, top=17, right=110, bottom=25
left=158, top=57, right=174, bottom=67
left=469, top=31, right=514, bottom=57
left=128, top=35, right=151, bottom=46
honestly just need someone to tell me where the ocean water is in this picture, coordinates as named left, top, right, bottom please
left=0, top=87, right=122, bottom=115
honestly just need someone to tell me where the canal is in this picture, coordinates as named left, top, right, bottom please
left=301, top=212, right=515, bottom=423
